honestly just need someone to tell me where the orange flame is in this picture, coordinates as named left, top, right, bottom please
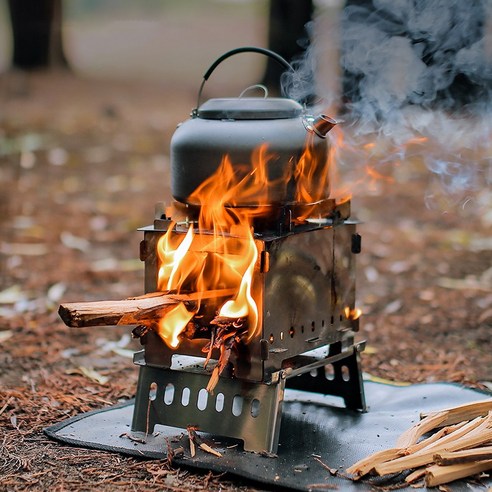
left=295, top=132, right=331, bottom=205
left=155, top=134, right=339, bottom=349
left=155, top=148, right=278, bottom=348
left=323, top=126, right=353, bottom=205
left=365, top=165, right=395, bottom=184
left=344, top=306, right=362, bottom=320
left=156, top=303, right=194, bottom=349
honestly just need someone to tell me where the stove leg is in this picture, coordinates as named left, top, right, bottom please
left=131, top=364, right=286, bottom=453
left=286, top=342, right=366, bottom=412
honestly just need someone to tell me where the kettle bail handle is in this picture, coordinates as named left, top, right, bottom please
left=194, top=46, right=294, bottom=114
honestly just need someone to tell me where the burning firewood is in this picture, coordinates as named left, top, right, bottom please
left=346, top=398, right=492, bottom=487
left=58, top=290, right=249, bottom=394
left=58, top=289, right=236, bottom=328
left=203, top=316, right=247, bottom=394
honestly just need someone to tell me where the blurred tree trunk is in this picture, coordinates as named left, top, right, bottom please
left=262, top=0, right=313, bottom=94
left=8, top=0, right=68, bottom=70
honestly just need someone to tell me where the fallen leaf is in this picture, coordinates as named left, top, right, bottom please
left=363, top=345, right=378, bottom=355
left=478, top=309, right=492, bottom=324
left=384, top=299, right=403, bottom=314
left=47, top=147, right=68, bottom=166
left=0, top=286, right=26, bottom=304
left=110, top=347, right=135, bottom=359
left=0, top=330, right=13, bottom=343
left=0, top=243, right=48, bottom=256
left=60, top=232, right=90, bottom=252
left=363, top=373, right=411, bottom=386
left=437, top=277, right=492, bottom=292
left=47, top=282, right=67, bottom=302
left=67, top=367, right=109, bottom=385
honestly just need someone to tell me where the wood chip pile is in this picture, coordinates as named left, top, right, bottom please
left=347, top=399, right=492, bottom=487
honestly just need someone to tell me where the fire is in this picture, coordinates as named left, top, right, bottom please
left=323, top=126, right=353, bottom=206
left=364, top=165, right=395, bottom=184
left=218, top=241, right=258, bottom=329
left=157, top=224, right=196, bottom=291
left=156, top=303, right=194, bottom=349
left=155, top=148, right=275, bottom=348
left=345, top=306, right=362, bottom=320
left=155, top=135, right=337, bottom=350
left=295, top=132, right=331, bottom=204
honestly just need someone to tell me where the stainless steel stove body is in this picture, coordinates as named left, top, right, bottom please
left=131, top=201, right=366, bottom=453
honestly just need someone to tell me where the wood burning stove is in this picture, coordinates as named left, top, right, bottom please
left=59, top=47, right=366, bottom=454
left=130, top=44, right=366, bottom=451
left=132, top=199, right=365, bottom=452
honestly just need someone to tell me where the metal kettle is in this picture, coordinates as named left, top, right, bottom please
left=170, top=47, right=336, bottom=207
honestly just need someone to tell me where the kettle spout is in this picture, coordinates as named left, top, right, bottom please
left=308, top=114, right=337, bottom=138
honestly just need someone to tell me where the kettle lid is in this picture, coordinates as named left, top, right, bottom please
left=196, top=97, right=303, bottom=120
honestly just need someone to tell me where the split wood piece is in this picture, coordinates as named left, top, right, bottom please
left=347, top=422, right=465, bottom=479
left=345, top=448, right=402, bottom=478
left=374, top=414, right=492, bottom=476
left=187, top=425, right=198, bottom=458
left=425, top=459, right=492, bottom=487
left=405, top=467, right=427, bottom=484
left=434, top=446, right=492, bottom=465
left=405, top=421, right=467, bottom=455
left=348, top=400, right=492, bottom=482
left=404, top=423, right=472, bottom=484
left=421, top=398, right=492, bottom=427
left=58, top=289, right=236, bottom=328
left=205, top=317, right=247, bottom=394
left=396, top=410, right=448, bottom=448
left=186, top=424, right=222, bottom=458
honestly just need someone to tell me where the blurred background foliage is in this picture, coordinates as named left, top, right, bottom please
left=0, top=0, right=335, bottom=91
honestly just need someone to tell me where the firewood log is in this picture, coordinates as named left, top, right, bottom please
left=433, top=446, right=492, bottom=465
left=347, top=400, right=492, bottom=486
left=374, top=414, right=492, bottom=476
left=425, top=459, right=492, bottom=487
left=421, top=399, right=492, bottom=426
left=58, top=289, right=235, bottom=328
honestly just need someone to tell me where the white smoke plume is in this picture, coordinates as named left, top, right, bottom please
left=340, top=0, right=492, bottom=121
left=282, top=0, right=492, bottom=213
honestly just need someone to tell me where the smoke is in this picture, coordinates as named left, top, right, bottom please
left=340, top=0, right=492, bottom=121
left=282, top=0, right=492, bottom=212
left=280, top=20, right=318, bottom=105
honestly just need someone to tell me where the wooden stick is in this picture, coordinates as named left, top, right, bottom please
left=347, top=422, right=466, bottom=478
left=347, top=400, right=492, bottom=482
left=420, top=399, right=492, bottom=427
left=404, top=421, right=467, bottom=454
left=58, top=289, right=235, bottom=328
left=374, top=415, right=492, bottom=476
left=345, top=448, right=403, bottom=478
left=396, top=410, right=448, bottom=448
left=434, top=446, right=492, bottom=465
left=406, top=415, right=486, bottom=455
left=405, top=467, right=427, bottom=483
left=425, top=459, right=492, bottom=487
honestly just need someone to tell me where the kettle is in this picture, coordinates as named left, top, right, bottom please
left=170, top=47, right=336, bottom=208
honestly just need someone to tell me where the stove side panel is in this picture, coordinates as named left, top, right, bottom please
left=262, top=223, right=359, bottom=378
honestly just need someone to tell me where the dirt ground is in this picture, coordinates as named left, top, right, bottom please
left=0, top=71, right=491, bottom=491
